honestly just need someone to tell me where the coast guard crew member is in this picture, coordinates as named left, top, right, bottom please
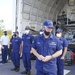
left=0, top=31, right=10, bottom=63
left=21, top=26, right=34, bottom=75
left=39, top=29, right=44, bottom=34
left=11, top=31, right=22, bottom=72
left=56, top=28, right=68, bottom=75
left=31, top=20, right=62, bottom=75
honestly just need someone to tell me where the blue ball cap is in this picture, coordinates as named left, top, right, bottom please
left=25, top=26, right=30, bottom=30
left=56, top=28, right=62, bottom=33
left=4, top=31, right=7, bottom=33
left=40, top=29, right=44, bottom=32
left=15, top=31, right=19, bottom=34
left=43, top=20, right=53, bottom=28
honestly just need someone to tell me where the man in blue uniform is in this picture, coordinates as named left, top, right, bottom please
left=21, top=26, right=34, bottom=75
left=31, top=20, right=62, bottom=75
left=39, top=29, right=44, bottom=34
left=56, top=28, right=68, bottom=75
left=11, top=31, right=22, bottom=72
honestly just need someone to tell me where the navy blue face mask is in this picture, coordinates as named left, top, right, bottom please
left=4, top=33, right=7, bottom=36
left=14, top=34, right=16, bottom=37
left=44, top=30, right=50, bottom=36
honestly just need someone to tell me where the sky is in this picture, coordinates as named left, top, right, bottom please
left=0, top=0, right=13, bottom=30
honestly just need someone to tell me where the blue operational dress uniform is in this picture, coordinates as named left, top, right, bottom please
left=11, top=35, right=22, bottom=69
left=32, top=20, right=62, bottom=75
left=22, top=31, right=34, bottom=71
left=32, top=34, right=62, bottom=75
left=56, top=28, right=68, bottom=75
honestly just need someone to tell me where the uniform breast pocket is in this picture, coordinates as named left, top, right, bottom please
left=48, top=45, right=56, bottom=55
left=36, top=44, right=42, bottom=49
left=36, top=43, right=42, bottom=53
left=16, top=40, right=18, bottom=42
left=15, top=40, right=19, bottom=44
left=27, top=37, right=30, bottom=40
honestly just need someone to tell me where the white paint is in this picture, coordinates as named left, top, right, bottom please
left=12, top=0, right=17, bottom=32
left=17, top=0, right=23, bottom=37
left=64, top=69, right=70, bottom=75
